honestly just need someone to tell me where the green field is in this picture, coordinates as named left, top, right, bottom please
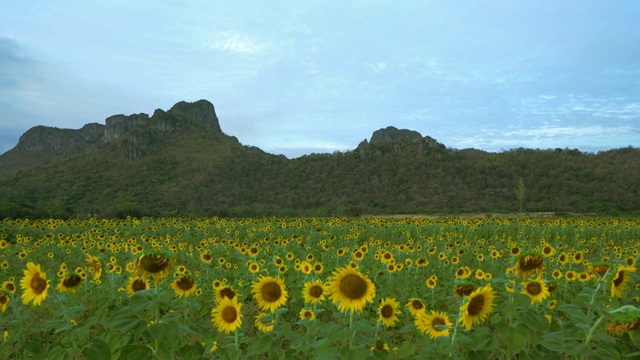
left=0, top=216, right=638, bottom=359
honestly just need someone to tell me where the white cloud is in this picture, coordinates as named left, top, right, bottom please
left=503, top=125, right=629, bottom=138
left=365, top=62, right=387, bottom=72
left=204, top=31, right=267, bottom=54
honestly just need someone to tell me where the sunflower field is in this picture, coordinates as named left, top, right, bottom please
left=0, top=216, right=638, bottom=359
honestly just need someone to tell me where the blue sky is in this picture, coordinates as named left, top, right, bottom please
left=1, top=1, right=639, bottom=158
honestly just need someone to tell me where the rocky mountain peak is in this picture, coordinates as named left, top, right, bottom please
left=168, top=99, right=221, bottom=132
left=369, top=126, right=423, bottom=144
left=356, top=126, right=446, bottom=157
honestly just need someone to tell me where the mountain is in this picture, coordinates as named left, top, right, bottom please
left=0, top=99, right=639, bottom=218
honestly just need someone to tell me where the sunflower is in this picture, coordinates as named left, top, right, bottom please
left=610, top=265, right=637, bottom=298
left=252, top=276, right=288, bottom=313
left=454, top=283, right=475, bottom=298
left=199, top=250, right=213, bottom=264
left=303, top=280, right=327, bottom=305
left=299, top=308, right=316, bottom=321
left=20, top=262, right=50, bottom=306
left=458, top=284, right=496, bottom=330
left=0, top=290, right=10, bottom=312
left=215, top=285, right=238, bottom=302
left=591, top=263, right=611, bottom=279
left=56, top=273, right=83, bottom=294
left=300, top=261, right=312, bottom=275
left=514, top=253, right=545, bottom=279
left=134, top=250, right=174, bottom=284
left=416, top=258, right=429, bottom=267
left=86, top=255, right=102, bottom=281
left=378, top=298, right=401, bottom=327
left=247, top=261, right=260, bottom=274
left=565, top=270, right=577, bottom=282
left=370, top=339, right=390, bottom=352
left=2, top=280, right=16, bottom=295
left=212, top=279, right=223, bottom=289
left=541, top=245, right=556, bottom=257
left=521, top=275, right=550, bottom=304
left=415, top=310, right=453, bottom=339
left=405, top=298, right=426, bottom=317
left=425, top=275, right=437, bottom=289
left=327, top=267, right=376, bottom=313
left=255, top=312, right=274, bottom=333
left=126, top=276, right=149, bottom=296
left=171, top=274, right=197, bottom=298
left=211, top=297, right=243, bottom=334
left=578, top=272, right=592, bottom=282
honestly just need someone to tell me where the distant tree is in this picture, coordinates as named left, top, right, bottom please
left=515, top=178, right=526, bottom=214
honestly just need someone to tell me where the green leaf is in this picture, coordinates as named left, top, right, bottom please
left=595, top=343, right=620, bottom=360
left=557, top=304, right=589, bottom=323
left=147, top=320, right=180, bottom=350
left=468, top=326, right=496, bottom=351
left=82, top=337, right=112, bottom=360
left=275, top=307, right=289, bottom=315
left=509, top=326, right=527, bottom=354
left=564, top=343, right=589, bottom=357
left=398, top=340, right=416, bottom=359
left=126, top=349, right=153, bottom=360
left=540, top=331, right=564, bottom=352
left=47, top=346, right=72, bottom=360
left=625, top=351, right=640, bottom=359
left=354, top=319, right=374, bottom=333
left=177, top=343, right=205, bottom=360
left=104, top=311, right=142, bottom=331
left=246, top=334, right=272, bottom=356
left=399, top=322, right=416, bottom=333
left=518, top=308, right=548, bottom=331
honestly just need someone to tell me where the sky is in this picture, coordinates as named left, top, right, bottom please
left=1, top=1, right=639, bottom=158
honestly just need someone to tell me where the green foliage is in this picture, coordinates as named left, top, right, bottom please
left=0, top=111, right=639, bottom=218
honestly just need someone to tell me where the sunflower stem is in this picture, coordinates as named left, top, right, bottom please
left=373, top=320, right=381, bottom=344
left=234, top=328, right=239, bottom=350
left=155, top=282, right=160, bottom=323
left=349, top=310, right=355, bottom=349
left=449, top=298, right=464, bottom=358
left=581, top=313, right=607, bottom=360
left=183, top=295, right=188, bottom=321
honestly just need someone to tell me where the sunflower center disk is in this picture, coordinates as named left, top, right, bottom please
left=220, top=288, right=236, bottom=299
left=613, top=271, right=624, bottom=287
left=140, top=255, right=169, bottom=273
left=261, top=282, right=282, bottom=302
left=412, top=300, right=424, bottom=310
left=339, top=274, right=367, bottom=300
left=467, top=294, right=485, bottom=316
left=222, top=306, right=238, bottom=323
left=381, top=305, right=394, bottom=318
left=519, top=255, right=544, bottom=271
left=309, top=286, right=323, bottom=298
left=0, top=294, right=7, bottom=305
left=30, top=274, right=47, bottom=294
left=432, top=317, right=446, bottom=326
left=62, top=275, right=82, bottom=288
left=177, top=277, right=194, bottom=290
left=132, top=279, right=147, bottom=292
left=526, top=282, right=542, bottom=296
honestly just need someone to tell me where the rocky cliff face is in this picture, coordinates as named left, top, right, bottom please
left=356, top=126, right=446, bottom=156
left=0, top=100, right=223, bottom=173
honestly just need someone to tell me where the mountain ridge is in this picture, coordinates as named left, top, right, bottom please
left=0, top=99, right=638, bottom=218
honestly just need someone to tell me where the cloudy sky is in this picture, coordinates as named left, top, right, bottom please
left=1, top=1, right=639, bottom=158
